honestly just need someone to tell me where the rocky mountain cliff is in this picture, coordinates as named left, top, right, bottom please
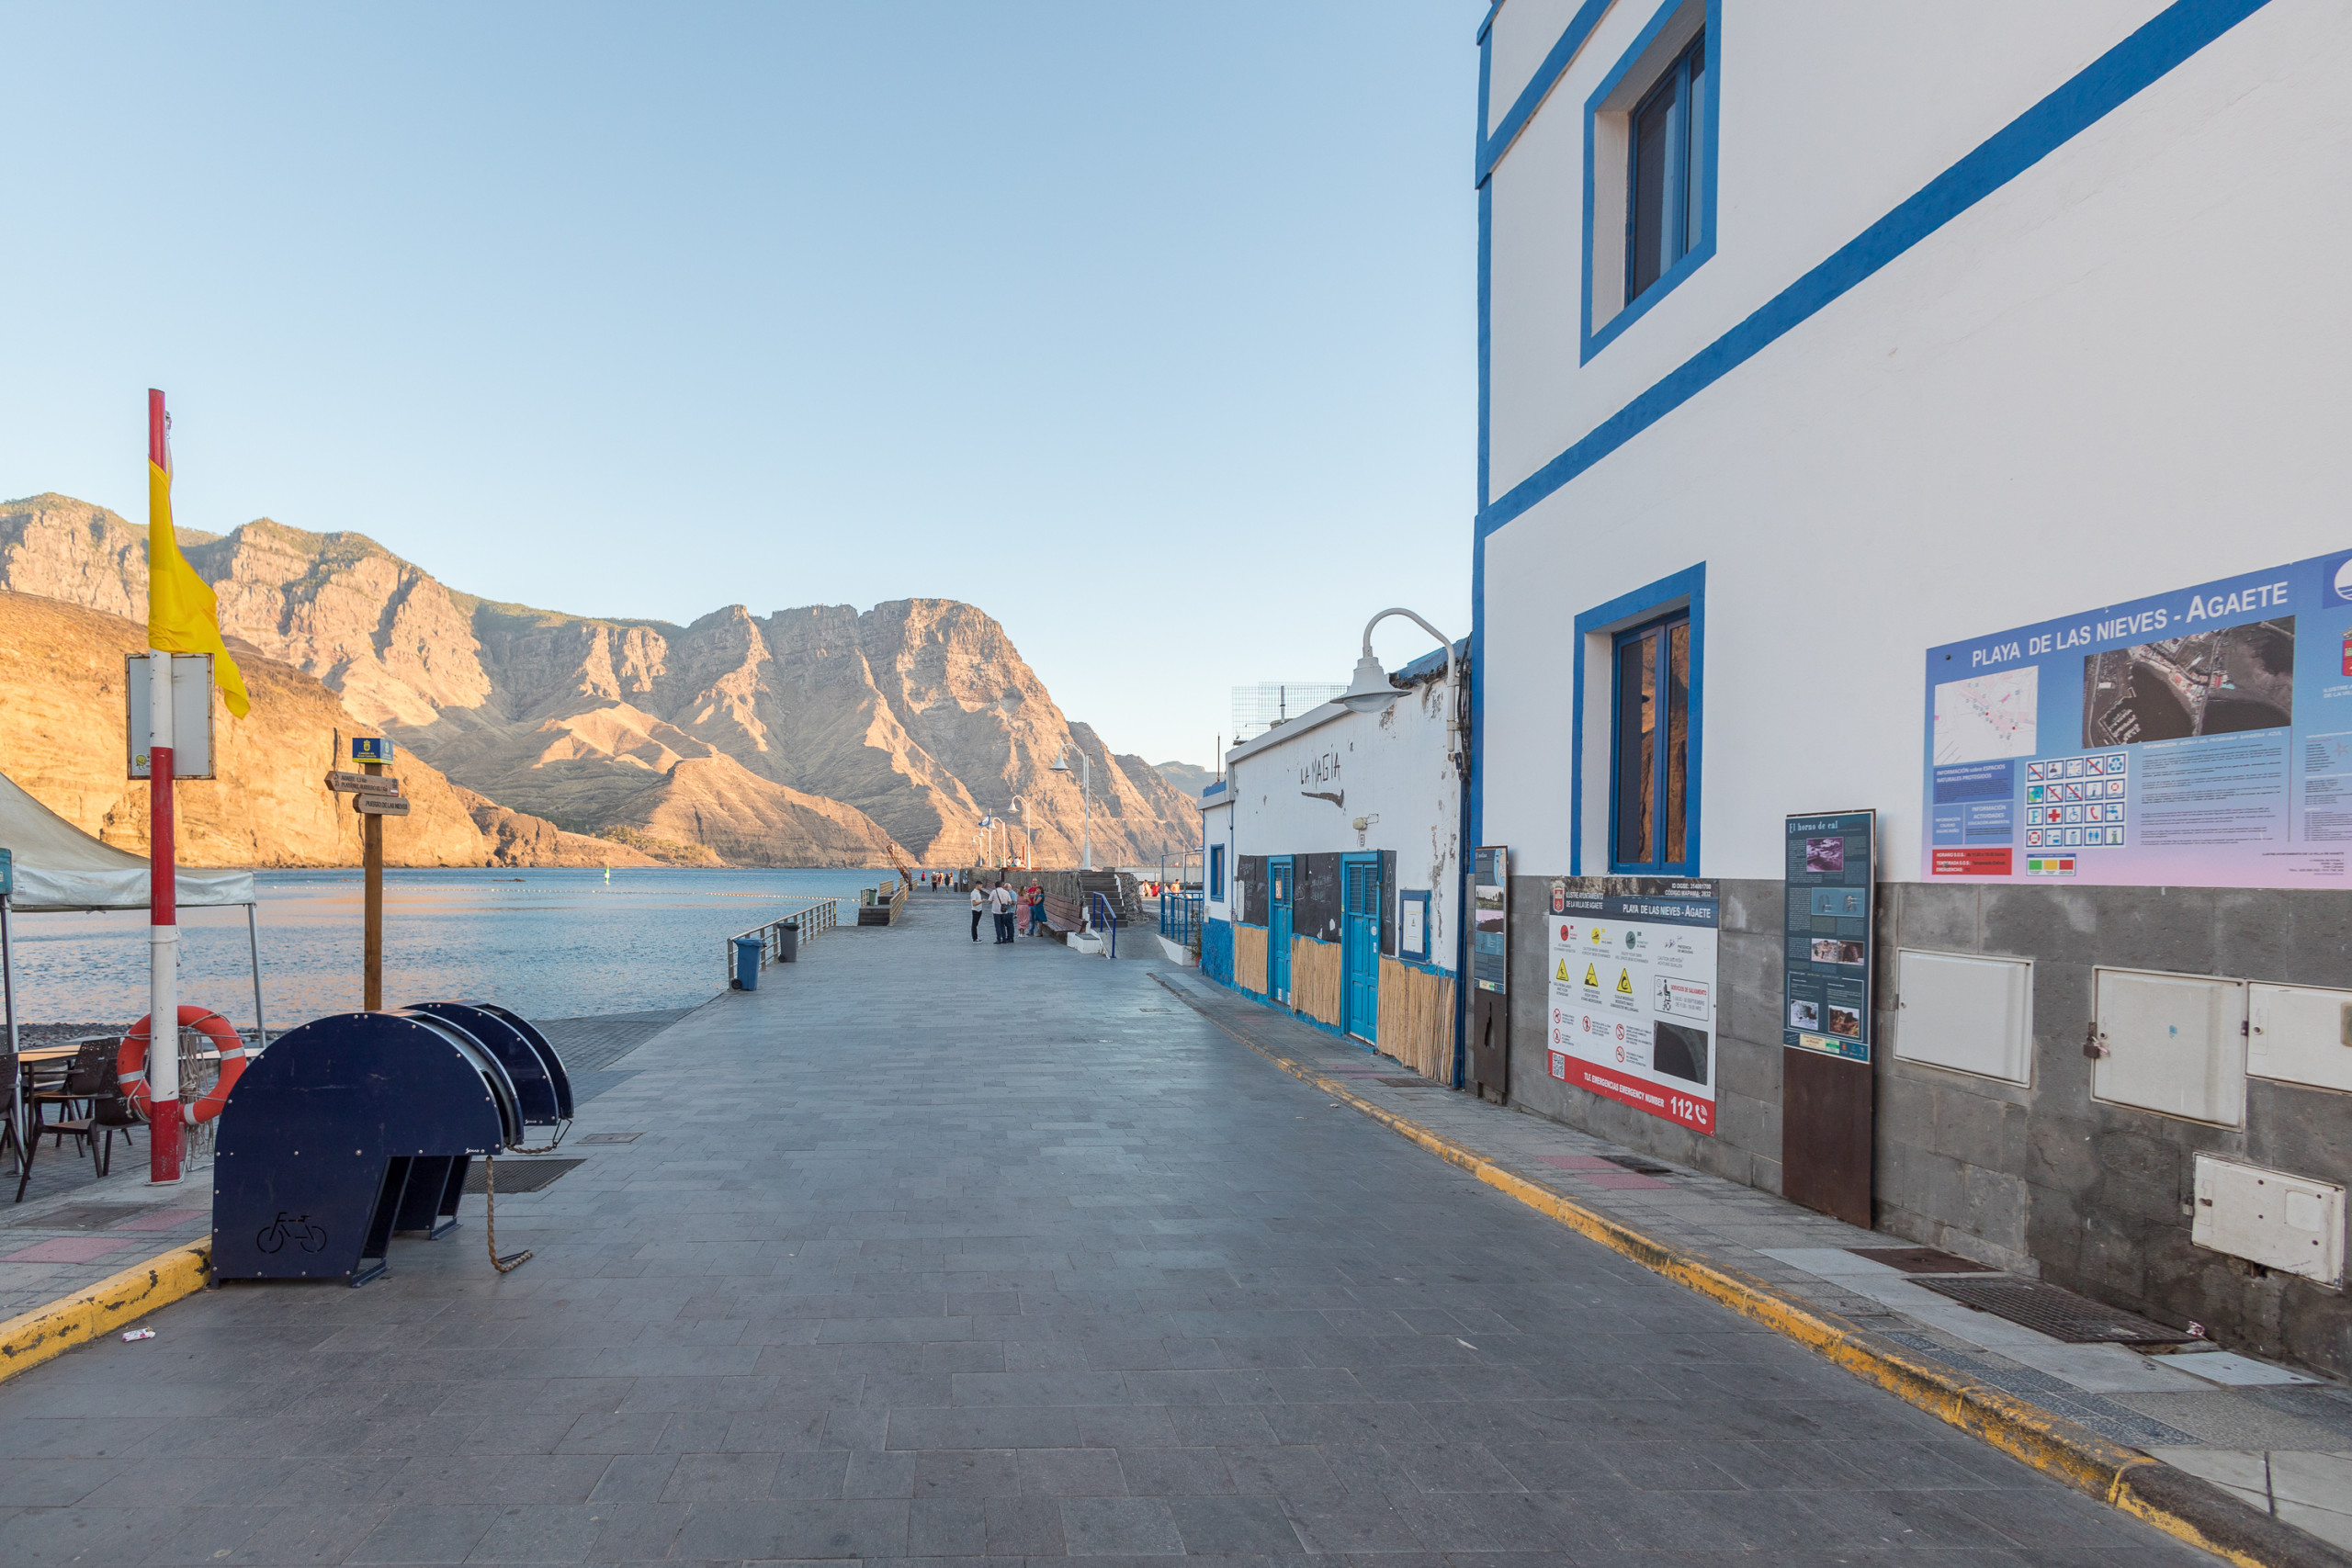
left=0, top=493, right=1191, bottom=866
left=0, top=589, right=660, bottom=868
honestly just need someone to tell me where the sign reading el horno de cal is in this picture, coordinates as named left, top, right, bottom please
left=1544, top=877, right=1720, bottom=1135
left=1924, top=548, right=2352, bottom=886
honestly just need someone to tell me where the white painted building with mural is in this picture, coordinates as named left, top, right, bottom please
left=1470, top=0, right=2352, bottom=1377
left=1199, top=637, right=1467, bottom=1082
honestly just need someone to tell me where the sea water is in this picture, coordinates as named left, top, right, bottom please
left=3, top=866, right=888, bottom=1030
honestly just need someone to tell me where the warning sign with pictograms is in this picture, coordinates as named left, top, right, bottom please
left=1545, top=876, right=1720, bottom=1136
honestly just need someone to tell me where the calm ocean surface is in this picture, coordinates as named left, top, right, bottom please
left=5, top=866, right=889, bottom=1029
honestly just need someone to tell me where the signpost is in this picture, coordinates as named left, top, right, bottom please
left=1469, top=846, right=1510, bottom=1101
left=345, top=738, right=396, bottom=1009
left=1781, top=809, right=1878, bottom=1227
left=1544, top=876, right=1721, bottom=1134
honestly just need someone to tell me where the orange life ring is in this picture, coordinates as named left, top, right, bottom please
left=119, top=1007, right=248, bottom=1125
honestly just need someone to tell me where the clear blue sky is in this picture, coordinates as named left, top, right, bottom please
left=0, top=4, right=1476, bottom=772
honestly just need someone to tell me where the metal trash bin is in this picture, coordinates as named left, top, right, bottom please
left=777, top=919, right=800, bottom=964
left=732, top=934, right=763, bottom=989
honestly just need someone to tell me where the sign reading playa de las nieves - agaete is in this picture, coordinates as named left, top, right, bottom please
left=1545, top=878, right=1719, bottom=1135
left=1926, top=549, right=2349, bottom=886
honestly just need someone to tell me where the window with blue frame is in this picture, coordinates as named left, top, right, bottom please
left=1626, top=31, right=1707, bottom=306
left=1611, top=614, right=1692, bottom=873
left=1209, top=845, right=1227, bottom=901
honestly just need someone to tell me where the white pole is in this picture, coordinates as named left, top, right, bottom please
left=1080, top=757, right=1092, bottom=872
left=148, top=649, right=181, bottom=1181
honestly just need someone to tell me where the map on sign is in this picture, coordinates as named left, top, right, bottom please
left=1933, top=667, right=2038, bottom=763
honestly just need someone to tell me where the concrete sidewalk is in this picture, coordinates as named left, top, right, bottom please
left=1154, top=965, right=2352, bottom=1558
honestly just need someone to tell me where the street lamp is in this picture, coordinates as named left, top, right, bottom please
left=1339, top=607, right=1464, bottom=773
left=1049, top=745, right=1093, bottom=871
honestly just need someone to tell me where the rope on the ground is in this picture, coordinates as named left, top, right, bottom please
left=482, top=1155, right=534, bottom=1273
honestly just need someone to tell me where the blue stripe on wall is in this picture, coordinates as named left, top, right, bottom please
left=1476, top=0, right=2273, bottom=542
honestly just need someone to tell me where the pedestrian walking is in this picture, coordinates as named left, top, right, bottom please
left=969, top=881, right=986, bottom=942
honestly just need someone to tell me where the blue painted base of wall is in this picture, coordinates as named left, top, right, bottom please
left=1202, top=918, right=1235, bottom=986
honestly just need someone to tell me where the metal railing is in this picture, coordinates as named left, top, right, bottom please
left=1088, top=891, right=1118, bottom=958
left=723, top=897, right=842, bottom=980
left=1159, top=891, right=1203, bottom=947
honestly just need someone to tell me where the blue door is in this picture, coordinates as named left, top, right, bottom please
left=1268, top=857, right=1294, bottom=1005
left=1342, top=854, right=1380, bottom=1043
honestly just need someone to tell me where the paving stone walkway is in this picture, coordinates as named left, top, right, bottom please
left=1150, top=968, right=2352, bottom=1558
left=0, top=1010, right=689, bottom=1320
left=0, top=903, right=2232, bottom=1564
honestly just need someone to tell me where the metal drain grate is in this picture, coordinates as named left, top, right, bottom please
left=1601, top=1154, right=1675, bottom=1176
left=464, top=1158, right=585, bottom=1195
left=1914, top=1275, right=2195, bottom=1344
left=1848, top=1246, right=1999, bottom=1274
left=7, top=1203, right=150, bottom=1230
left=578, top=1132, right=642, bottom=1144
left=1374, top=1076, right=1441, bottom=1089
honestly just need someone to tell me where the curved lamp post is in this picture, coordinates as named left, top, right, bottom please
left=1049, top=746, right=1094, bottom=871
left=1337, top=607, right=1464, bottom=773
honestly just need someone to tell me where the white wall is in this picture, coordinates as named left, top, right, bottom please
left=1479, top=0, right=2352, bottom=880
left=1487, top=0, right=2177, bottom=502
left=1225, top=683, right=1463, bottom=958
left=1201, top=795, right=1233, bottom=923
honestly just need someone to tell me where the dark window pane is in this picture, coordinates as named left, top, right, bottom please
left=1664, top=621, right=1690, bottom=864
left=1616, top=634, right=1656, bottom=865
left=1629, top=78, right=1675, bottom=300
left=1684, top=39, right=1707, bottom=254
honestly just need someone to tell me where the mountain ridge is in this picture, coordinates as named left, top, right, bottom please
left=0, top=491, right=1189, bottom=866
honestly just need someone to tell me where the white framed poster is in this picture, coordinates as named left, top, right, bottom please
left=1544, top=876, right=1721, bottom=1135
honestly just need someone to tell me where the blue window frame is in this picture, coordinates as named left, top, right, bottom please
left=1610, top=612, right=1692, bottom=874
left=1579, top=0, right=1721, bottom=363
left=1627, top=33, right=1706, bottom=305
left=1209, top=845, right=1226, bottom=901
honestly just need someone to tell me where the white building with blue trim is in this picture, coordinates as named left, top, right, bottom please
left=1473, top=0, right=2352, bottom=1377
left=1198, top=640, right=1467, bottom=1083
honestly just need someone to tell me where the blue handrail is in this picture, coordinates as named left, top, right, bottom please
left=1088, top=891, right=1117, bottom=959
left=1159, top=891, right=1202, bottom=945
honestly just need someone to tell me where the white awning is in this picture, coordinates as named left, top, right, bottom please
left=0, top=770, right=255, bottom=913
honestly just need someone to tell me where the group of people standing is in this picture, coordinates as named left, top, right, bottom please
left=971, top=877, right=1045, bottom=943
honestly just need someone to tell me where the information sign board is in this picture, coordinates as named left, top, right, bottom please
left=1784, top=812, right=1874, bottom=1062
left=125, top=653, right=215, bottom=779
left=1923, top=550, right=2352, bottom=886
left=1544, top=877, right=1720, bottom=1134
left=350, top=737, right=396, bottom=763
left=1472, top=847, right=1508, bottom=994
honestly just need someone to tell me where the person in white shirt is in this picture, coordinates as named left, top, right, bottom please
left=969, top=882, right=986, bottom=942
left=990, top=880, right=1017, bottom=943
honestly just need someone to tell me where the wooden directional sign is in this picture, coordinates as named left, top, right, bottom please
left=352, top=795, right=411, bottom=818
left=325, top=771, right=402, bottom=795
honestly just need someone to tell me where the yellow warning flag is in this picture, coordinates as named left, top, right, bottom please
left=147, top=393, right=248, bottom=717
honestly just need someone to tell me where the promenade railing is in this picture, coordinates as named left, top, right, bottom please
left=1159, top=891, right=1202, bottom=947
left=1088, top=891, right=1118, bottom=958
left=723, top=897, right=842, bottom=981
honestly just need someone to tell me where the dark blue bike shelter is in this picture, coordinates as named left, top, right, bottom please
left=212, top=1002, right=566, bottom=1287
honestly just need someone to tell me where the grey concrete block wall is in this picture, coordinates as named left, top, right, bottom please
left=1880, top=881, right=2352, bottom=1382
left=1505, top=871, right=2352, bottom=1382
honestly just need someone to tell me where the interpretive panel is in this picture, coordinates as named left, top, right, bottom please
left=1784, top=812, right=1874, bottom=1062
left=1923, top=551, right=2352, bottom=886
left=1473, top=847, right=1508, bottom=994
left=1544, top=877, right=1720, bottom=1135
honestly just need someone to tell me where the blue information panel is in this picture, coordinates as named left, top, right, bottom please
left=1923, top=551, right=2352, bottom=887
left=1784, top=813, right=1873, bottom=1062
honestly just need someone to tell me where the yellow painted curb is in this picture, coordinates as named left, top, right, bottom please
left=1157, top=975, right=2303, bottom=1568
left=0, top=1240, right=210, bottom=1385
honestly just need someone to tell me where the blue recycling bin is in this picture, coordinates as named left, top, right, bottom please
left=732, top=935, right=763, bottom=989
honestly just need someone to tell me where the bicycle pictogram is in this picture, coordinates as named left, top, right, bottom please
left=256, top=1212, right=328, bottom=1254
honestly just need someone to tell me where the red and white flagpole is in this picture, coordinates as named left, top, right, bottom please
left=147, top=389, right=184, bottom=1185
